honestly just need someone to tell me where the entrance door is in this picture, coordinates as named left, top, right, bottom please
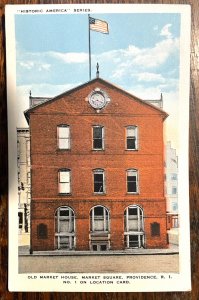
left=55, top=206, right=75, bottom=250
left=124, top=205, right=144, bottom=248
left=90, top=205, right=110, bottom=251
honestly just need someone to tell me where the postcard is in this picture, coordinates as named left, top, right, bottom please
left=6, top=3, right=191, bottom=292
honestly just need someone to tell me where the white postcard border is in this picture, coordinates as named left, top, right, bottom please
left=6, top=3, right=191, bottom=292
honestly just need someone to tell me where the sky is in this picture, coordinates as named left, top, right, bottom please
left=15, top=12, right=181, bottom=150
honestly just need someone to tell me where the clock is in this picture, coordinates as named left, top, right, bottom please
left=88, top=88, right=110, bottom=110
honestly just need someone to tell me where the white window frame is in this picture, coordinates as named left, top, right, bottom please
left=126, top=169, right=139, bottom=194
left=171, top=173, right=178, bottom=180
left=126, top=126, right=138, bottom=150
left=124, top=205, right=144, bottom=248
left=172, top=186, right=177, bottom=195
left=57, top=125, right=70, bottom=150
left=92, top=125, right=104, bottom=150
left=93, top=169, right=105, bottom=194
left=172, top=216, right=179, bottom=228
left=58, top=169, right=71, bottom=194
left=55, top=206, right=75, bottom=250
left=90, top=205, right=110, bottom=232
left=27, top=171, right=31, bottom=185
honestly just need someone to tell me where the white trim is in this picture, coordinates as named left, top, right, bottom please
left=57, top=124, right=70, bottom=150
left=92, top=125, right=105, bottom=150
left=58, top=169, right=71, bottom=194
left=126, top=125, right=138, bottom=150
left=93, top=168, right=105, bottom=194
left=55, top=206, right=75, bottom=250
left=126, top=169, right=139, bottom=193
left=124, top=205, right=144, bottom=248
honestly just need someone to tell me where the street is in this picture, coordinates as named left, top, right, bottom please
left=19, top=253, right=179, bottom=273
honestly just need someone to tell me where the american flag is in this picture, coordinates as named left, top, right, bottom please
left=89, top=17, right=109, bottom=34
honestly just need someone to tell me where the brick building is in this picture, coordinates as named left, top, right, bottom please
left=25, top=76, right=168, bottom=251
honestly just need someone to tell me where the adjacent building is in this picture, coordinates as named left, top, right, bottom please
left=17, top=128, right=31, bottom=233
left=24, top=76, right=168, bottom=252
left=165, top=141, right=179, bottom=245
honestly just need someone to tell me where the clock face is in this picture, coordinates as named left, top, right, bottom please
left=89, top=92, right=106, bottom=109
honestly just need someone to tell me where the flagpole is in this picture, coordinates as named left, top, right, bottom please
left=88, top=14, right=91, bottom=80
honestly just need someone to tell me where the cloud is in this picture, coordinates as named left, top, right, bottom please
left=49, top=51, right=88, bottom=64
left=38, top=63, right=51, bottom=71
left=127, top=86, right=162, bottom=100
left=16, top=35, right=179, bottom=86
left=112, top=69, right=126, bottom=79
left=17, top=82, right=80, bottom=98
left=126, top=86, right=179, bottom=149
left=102, top=38, right=179, bottom=82
left=160, top=24, right=173, bottom=39
left=132, top=72, right=165, bottom=83
left=18, top=55, right=51, bottom=73
left=19, top=61, right=35, bottom=70
left=16, top=82, right=81, bottom=127
left=132, top=38, right=179, bottom=68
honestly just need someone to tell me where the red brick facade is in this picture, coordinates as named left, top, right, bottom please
left=25, top=78, right=168, bottom=251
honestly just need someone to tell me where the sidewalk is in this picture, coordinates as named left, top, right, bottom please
left=19, top=245, right=179, bottom=256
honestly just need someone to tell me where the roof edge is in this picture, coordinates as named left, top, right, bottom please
left=24, top=77, right=169, bottom=121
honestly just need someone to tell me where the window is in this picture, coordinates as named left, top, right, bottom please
left=18, top=212, right=23, bottom=229
left=151, top=222, right=160, bottom=236
left=57, top=125, right=70, bottom=149
left=171, top=173, right=177, bottom=180
left=172, top=216, right=179, bottom=228
left=26, top=139, right=30, bottom=166
left=93, top=169, right=105, bottom=193
left=55, top=206, right=75, bottom=250
left=172, top=202, right=178, bottom=211
left=37, top=223, right=48, bottom=239
left=92, top=244, right=107, bottom=251
left=124, top=205, right=144, bottom=248
left=90, top=205, right=110, bottom=251
left=127, top=169, right=138, bottom=193
left=172, top=187, right=177, bottom=195
left=90, top=206, right=109, bottom=232
left=126, top=126, right=138, bottom=150
left=93, top=126, right=104, bottom=150
left=58, top=169, right=71, bottom=194
left=27, top=172, right=31, bottom=185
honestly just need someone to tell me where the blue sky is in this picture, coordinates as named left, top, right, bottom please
left=15, top=12, right=181, bottom=149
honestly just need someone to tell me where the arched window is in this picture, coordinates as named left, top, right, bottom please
left=57, top=125, right=70, bottom=149
left=90, top=205, right=110, bottom=251
left=55, top=206, right=75, bottom=250
left=90, top=205, right=109, bottom=232
left=124, top=205, right=144, bottom=248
